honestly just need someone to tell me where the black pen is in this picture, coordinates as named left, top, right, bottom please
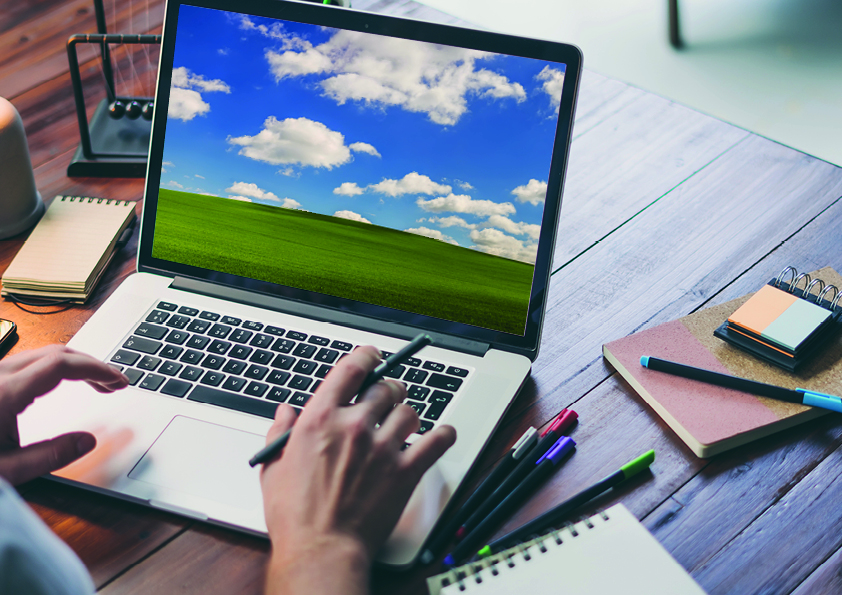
left=248, top=333, right=434, bottom=467
left=641, top=356, right=842, bottom=412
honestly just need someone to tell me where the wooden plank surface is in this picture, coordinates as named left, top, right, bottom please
left=2, top=0, right=842, bottom=593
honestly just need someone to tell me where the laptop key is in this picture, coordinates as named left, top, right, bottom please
left=267, top=370, right=291, bottom=385
left=178, top=306, right=199, bottom=316
left=180, top=349, right=203, bottom=364
left=289, top=392, right=311, bottom=407
left=188, top=386, right=278, bottom=419
left=417, top=420, right=435, bottom=434
left=187, top=335, right=210, bottom=350
left=405, top=357, right=422, bottom=367
left=157, top=301, right=178, bottom=311
left=145, top=310, right=169, bottom=324
left=315, top=364, right=332, bottom=379
left=271, top=354, right=295, bottom=370
left=179, top=365, right=203, bottom=381
left=166, top=315, right=190, bottom=329
left=384, top=364, right=406, bottom=379
left=208, top=339, right=232, bottom=355
left=124, top=368, right=144, bottom=385
left=201, top=354, right=225, bottom=370
left=161, top=379, right=191, bottom=398
left=312, top=380, right=322, bottom=392
left=230, top=329, right=253, bottom=344
left=425, top=391, right=452, bottom=420
left=289, top=375, right=313, bottom=392
left=222, top=360, right=247, bottom=375
left=135, top=323, right=167, bottom=339
left=308, top=335, right=330, bottom=346
left=160, top=361, right=182, bottom=376
left=187, top=319, right=211, bottom=333
left=404, top=368, right=428, bottom=384
left=160, top=345, right=183, bottom=359
left=199, top=311, right=220, bottom=321
left=404, top=400, right=426, bottom=415
left=427, top=373, right=462, bottom=392
left=446, top=366, right=469, bottom=378
left=209, top=324, right=232, bottom=339
left=122, top=336, right=161, bottom=355
left=314, top=348, right=339, bottom=364
left=245, top=364, right=269, bottom=380
left=267, top=387, right=291, bottom=402
left=422, top=361, right=445, bottom=373
left=165, top=330, right=189, bottom=345
left=138, top=356, right=162, bottom=371
left=221, top=316, right=241, bottom=326
left=244, top=382, right=269, bottom=398
left=293, top=344, right=317, bottom=359
left=293, top=360, right=318, bottom=375
left=271, top=338, right=295, bottom=353
left=250, top=333, right=273, bottom=348
left=287, top=331, right=307, bottom=341
left=330, top=340, right=352, bottom=352
left=265, top=325, right=285, bottom=336
left=201, top=371, right=225, bottom=386
left=407, top=385, right=430, bottom=401
left=230, top=345, right=253, bottom=360
left=139, top=374, right=165, bottom=391
left=243, top=321, right=264, bottom=331
left=250, top=349, right=273, bottom=365
left=222, top=377, right=247, bottom=392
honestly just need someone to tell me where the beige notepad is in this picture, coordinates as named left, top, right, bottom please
left=427, top=504, right=705, bottom=594
left=1, top=195, right=136, bottom=302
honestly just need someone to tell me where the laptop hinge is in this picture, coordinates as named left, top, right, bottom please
left=170, top=277, right=490, bottom=357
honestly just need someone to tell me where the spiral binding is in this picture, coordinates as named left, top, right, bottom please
left=439, top=509, right=611, bottom=592
left=57, top=194, right=133, bottom=208
left=774, top=266, right=841, bottom=311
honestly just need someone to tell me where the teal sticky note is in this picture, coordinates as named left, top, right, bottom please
left=761, top=298, right=831, bottom=351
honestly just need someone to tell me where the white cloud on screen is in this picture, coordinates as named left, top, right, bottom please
left=470, top=228, right=537, bottom=264
left=334, top=210, right=371, bottom=223
left=264, top=30, right=526, bottom=125
left=536, top=66, right=564, bottom=109
left=165, top=180, right=184, bottom=189
left=168, top=67, right=231, bottom=121
left=225, top=181, right=300, bottom=209
left=349, top=142, right=381, bottom=158
left=227, top=195, right=253, bottom=202
left=369, top=172, right=451, bottom=197
left=229, top=117, right=363, bottom=169
left=511, top=179, right=547, bottom=206
left=416, top=193, right=516, bottom=217
left=484, top=214, right=541, bottom=240
left=427, top=215, right=477, bottom=230
left=404, top=227, right=458, bottom=245
left=280, top=198, right=302, bottom=209
left=334, top=182, right=365, bottom=196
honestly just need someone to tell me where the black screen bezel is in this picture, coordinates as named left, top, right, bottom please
left=138, top=0, right=581, bottom=360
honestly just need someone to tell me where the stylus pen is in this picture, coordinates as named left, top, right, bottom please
left=474, top=449, right=655, bottom=559
left=249, top=333, right=434, bottom=467
left=641, top=356, right=842, bottom=412
left=455, top=409, right=578, bottom=540
left=444, top=436, right=575, bottom=566
left=419, top=426, right=539, bottom=565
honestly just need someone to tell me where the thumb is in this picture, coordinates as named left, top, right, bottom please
left=266, top=404, right=298, bottom=445
left=0, top=432, right=96, bottom=486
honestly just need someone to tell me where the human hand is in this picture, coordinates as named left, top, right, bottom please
left=0, top=345, right=129, bottom=485
left=261, top=346, right=456, bottom=595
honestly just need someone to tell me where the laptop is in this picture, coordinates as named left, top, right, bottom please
left=19, top=0, right=580, bottom=567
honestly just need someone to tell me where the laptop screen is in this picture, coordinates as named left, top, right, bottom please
left=143, top=1, right=579, bottom=352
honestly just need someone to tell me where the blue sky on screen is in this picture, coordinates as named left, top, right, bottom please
left=161, top=5, right=566, bottom=264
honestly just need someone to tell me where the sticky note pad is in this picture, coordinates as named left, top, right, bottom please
left=729, top=285, right=831, bottom=352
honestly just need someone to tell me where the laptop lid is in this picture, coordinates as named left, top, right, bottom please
left=138, top=0, right=581, bottom=360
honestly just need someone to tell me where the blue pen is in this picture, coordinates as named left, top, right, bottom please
left=641, top=356, right=842, bottom=412
left=444, top=436, right=576, bottom=567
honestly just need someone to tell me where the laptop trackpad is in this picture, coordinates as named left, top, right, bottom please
left=128, top=415, right=265, bottom=510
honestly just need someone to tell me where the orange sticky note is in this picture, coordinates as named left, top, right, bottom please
left=728, top=285, right=797, bottom=335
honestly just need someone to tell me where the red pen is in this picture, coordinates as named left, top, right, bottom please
left=455, top=408, right=578, bottom=539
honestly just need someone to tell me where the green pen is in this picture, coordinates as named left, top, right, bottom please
left=475, top=450, right=655, bottom=559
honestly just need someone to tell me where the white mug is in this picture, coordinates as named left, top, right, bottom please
left=0, top=97, right=44, bottom=240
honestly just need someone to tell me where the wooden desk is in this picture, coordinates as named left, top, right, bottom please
left=3, top=0, right=842, bottom=593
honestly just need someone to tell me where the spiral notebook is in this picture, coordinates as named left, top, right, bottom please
left=1, top=195, right=136, bottom=303
left=427, top=504, right=706, bottom=594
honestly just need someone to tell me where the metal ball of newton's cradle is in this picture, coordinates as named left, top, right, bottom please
left=125, top=100, right=143, bottom=120
left=108, top=99, right=126, bottom=119
left=141, top=100, right=154, bottom=121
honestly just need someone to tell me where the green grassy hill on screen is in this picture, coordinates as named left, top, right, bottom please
left=152, top=190, right=534, bottom=335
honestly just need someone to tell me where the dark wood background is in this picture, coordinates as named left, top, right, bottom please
left=2, top=0, right=842, bottom=592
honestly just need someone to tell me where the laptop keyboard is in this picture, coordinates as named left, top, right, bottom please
left=107, top=301, right=471, bottom=436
